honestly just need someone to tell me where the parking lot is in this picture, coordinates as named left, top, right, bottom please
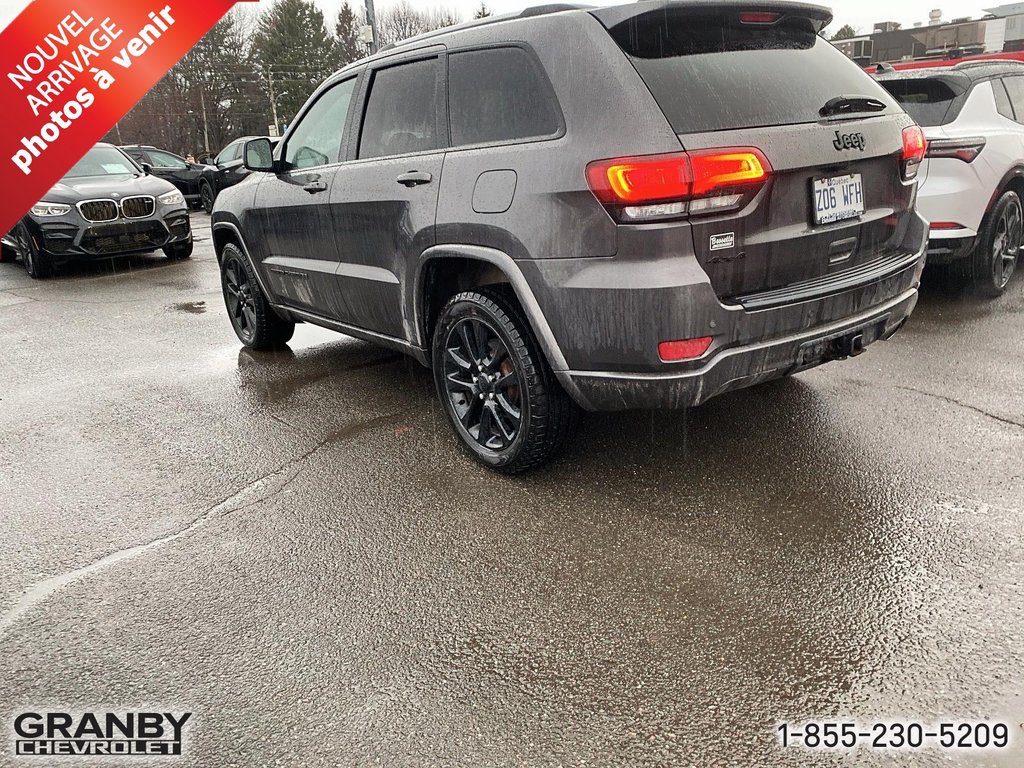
left=0, top=212, right=1022, bottom=766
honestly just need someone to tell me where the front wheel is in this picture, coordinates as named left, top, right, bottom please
left=432, top=287, right=579, bottom=473
left=219, top=243, right=294, bottom=350
left=12, top=222, right=51, bottom=279
left=971, top=190, right=1021, bottom=297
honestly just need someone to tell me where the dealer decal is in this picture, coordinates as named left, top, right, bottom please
left=710, top=232, right=735, bottom=251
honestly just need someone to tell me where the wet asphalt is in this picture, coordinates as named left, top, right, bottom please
left=0, top=213, right=1022, bottom=767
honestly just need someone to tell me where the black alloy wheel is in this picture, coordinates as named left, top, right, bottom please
left=989, top=194, right=1020, bottom=292
left=219, top=243, right=294, bottom=349
left=200, top=183, right=215, bottom=214
left=443, top=315, right=524, bottom=451
left=13, top=223, right=51, bottom=279
left=432, top=288, right=579, bottom=473
left=972, top=190, right=1021, bottom=298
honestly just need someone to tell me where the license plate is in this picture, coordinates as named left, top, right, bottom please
left=813, top=173, right=864, bottom=225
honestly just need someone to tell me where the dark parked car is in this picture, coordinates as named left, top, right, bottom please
left=121, top=145, right=210, bottom=209
left=1, top=143, right=192, bottom=278
left=211, top=0, right=928, bottom=472
left=199, top=137, right=278, bottom=214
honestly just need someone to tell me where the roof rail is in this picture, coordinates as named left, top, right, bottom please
left=519, top=3, right=592, bottom=17
left=954, top=59, right=1024, bottom=70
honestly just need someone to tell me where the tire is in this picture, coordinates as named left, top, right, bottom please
left=967, top=190, right=1021, bottom=298
left=200, top=182, right=215, bottom=214
left=12, top=222, right=52, bottom=279
left=163, top=239, right=193, bottom=259
left=432, top=287, right=579, bottom=473
left=219, top=243, right=294, bottom=350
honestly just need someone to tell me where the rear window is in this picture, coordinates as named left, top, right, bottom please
left=448, top=47, right=561, bottom=147
left=605, top=12, right=899, bottom=134
left=877, top=78, right=963, bottom=126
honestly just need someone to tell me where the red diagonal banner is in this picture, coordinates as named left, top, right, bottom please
left=0, top=0, right=255, bottom=237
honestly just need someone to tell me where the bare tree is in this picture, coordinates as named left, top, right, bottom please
left=377, top=0, right=461, bottom=46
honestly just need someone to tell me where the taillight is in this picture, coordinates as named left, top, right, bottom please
left=901, top=125, right=927, bottom=181
left=926, top=137, right=986, bottom=163
left=586, top=148, right=772, bottom=223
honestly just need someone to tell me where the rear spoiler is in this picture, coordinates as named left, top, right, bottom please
left=591, top=0, right=833, bottom=34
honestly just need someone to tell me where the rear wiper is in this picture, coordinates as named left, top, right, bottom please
left=819, top=96, right=888, bottom=118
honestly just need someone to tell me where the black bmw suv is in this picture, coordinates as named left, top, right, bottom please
left=3, top=143, right=193, bottom=278
left=211, top=0, right=928, bottom=472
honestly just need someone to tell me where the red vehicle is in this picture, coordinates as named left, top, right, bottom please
left=866, top=50, right=1024, bottom=74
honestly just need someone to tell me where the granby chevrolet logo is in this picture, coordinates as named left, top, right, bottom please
left=13, top=711, right=192, bottom=757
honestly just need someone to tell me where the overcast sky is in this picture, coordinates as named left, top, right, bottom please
left=0, top=1, right=998, bottom=41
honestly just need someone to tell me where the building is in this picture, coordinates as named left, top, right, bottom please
left=832, top=7, right=1024, bottom=65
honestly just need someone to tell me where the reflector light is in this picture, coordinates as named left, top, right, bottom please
left=658, top=336, right=714, bottom=362
left=929, top=221, right=965, bottom=230
left=738, top=12, right=782, bottom=24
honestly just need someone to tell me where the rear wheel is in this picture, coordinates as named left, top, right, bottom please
left=200, top=182, right=215, bottom=214
left=970, top=190, right=1021, bottom=297
left=432, top=287, right=579, bottom=473
left=219, top=243, right=294, bottom=350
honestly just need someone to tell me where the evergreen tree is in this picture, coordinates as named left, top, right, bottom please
left=830, top=24, right=859, bottom=41
left=335, top=1, right=364, bottom=66
left=473, top=3, right=491, bottom=19
left=252, top=0, right=340, bottom=129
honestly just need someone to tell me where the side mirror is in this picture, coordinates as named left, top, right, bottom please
left=141, top=162, right=153, bottom=174
left=244, top=138, right=275, bottom=172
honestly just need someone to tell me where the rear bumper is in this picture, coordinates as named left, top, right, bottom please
left=566, top=286, right=918, bottom=411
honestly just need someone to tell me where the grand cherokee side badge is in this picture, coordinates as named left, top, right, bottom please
left=833, top=131, right=866, bottom=152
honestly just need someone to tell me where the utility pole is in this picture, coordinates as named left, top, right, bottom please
left=199, top=88, right=210, bottom=156
left=267, top=67, right=280, bottom=135
left=365, top=0, right=379, bottom=54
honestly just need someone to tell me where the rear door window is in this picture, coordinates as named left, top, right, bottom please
left=148, top=150, right=188, bottom=168
left=878, top=78, right=963, bottom=126
left=358, top=58, right=439, bottom=159
left=602, top=11, right=899, bottom=133
left=448, top=47, right=561, bottom=147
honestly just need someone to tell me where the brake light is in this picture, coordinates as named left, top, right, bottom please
left=659, top=336, right=714, bottom=362
left=901, top=125, right=927, bottom=180
left=738, top=12, right=782, bottom=24
left=586, top=148, right=772, bottom=222
left=926, top=137, right=986, bottom=163
left=690, top=150, right=770, bottom=196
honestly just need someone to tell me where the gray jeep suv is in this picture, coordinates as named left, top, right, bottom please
left=211, top=0, right=928, bottom=472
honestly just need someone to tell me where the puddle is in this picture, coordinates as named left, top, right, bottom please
left=171, top=301, right=207, bottom=314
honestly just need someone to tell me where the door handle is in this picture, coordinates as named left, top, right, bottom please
left=302, top=181, right=327, bottom=194
left=396, top=170, right=432, bottom=187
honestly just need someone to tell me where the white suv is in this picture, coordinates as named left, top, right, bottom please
left=877, top=61, right=1024, bottom=296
